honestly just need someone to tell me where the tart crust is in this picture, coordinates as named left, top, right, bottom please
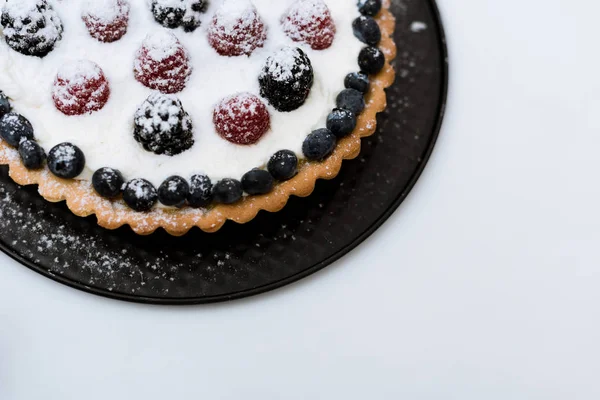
left=0, top=1, right=397, bottom=236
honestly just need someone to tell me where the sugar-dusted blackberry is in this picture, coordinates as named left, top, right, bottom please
left=357, top=0, right=382, bottom=16
left=0, top=0, right=63, bottom=57
left=326, top=108, right=357, bottom=138
left=344, top=72, right=370, bottom=93
left=242, top=169, right=274, bottom=195
left=213, top=178, right=243, bottom=204
left=47, top=143, right=86, bottom=179
left=188, top=174, right=213, bottom=208
left=123, top=178, right=158, bottom=212
left=151, top=0, right=207, bottom=32
left=133, top=93, right=194, bottom=156
left=158, top=175, right=189, bottom=207
left=336, top=89, right=365, bottom=115
left=18, top=139, right=45, bottom=170
left=267, top=150, right=298, bottom=181
left=352, top=16, right=381, bottom=46
left=0, top=92, right=11, bottom=118
left=92, top=167, right=125, bottom=198
left=358, top=46, right=385, bottom=75
left=302, top=128, right=336, bottom=161
left=259, top=47, right=314, bottom=112
left=0, top=113, right=34, bottom=147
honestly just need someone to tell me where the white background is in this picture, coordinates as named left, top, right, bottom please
left=1, top=0, right=600, bottom=398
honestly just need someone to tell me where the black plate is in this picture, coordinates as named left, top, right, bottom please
left=0, top=0, right=447, bottom=305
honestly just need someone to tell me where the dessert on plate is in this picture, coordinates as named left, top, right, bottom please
left=0, top=0, right=396, bottom=235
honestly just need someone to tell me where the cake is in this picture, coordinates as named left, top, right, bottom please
left=0, top=0, right=396, bottom=235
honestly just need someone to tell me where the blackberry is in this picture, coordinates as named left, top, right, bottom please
left=0, top=0, right=63, bottom=57
left=18, top=139, right=45, bottom=170
left=133, top=93, right=194, bottom=156
left=344, top=72, right=370, bottom=93
left=188, top=174, right=213, bottom=208
left=151, top=0, right=207, bottom=32
left=123, top=178, right=158, bottom=212
left=213, top=178, right=243, bottom=204
left=357, top=0, right=382, bottom=16
left=47, top=143, right=86, bottom=179
left=267, top=150, right=298, bottom=181
left=259, top=47, right=314, bottom=112
left=358, top=46, right=385, bottom=75
left=352, top=16, right=381, bottom=46
left=0, top=92, right=10, bottom=118
left=302, top=128, right=336, bottom=161
left=92, top=167, right=125, bottom=198
left=0, top=113, right=34, bottom=147
left=336, top=89, right=365, bottom=115
left=241, top=169, right=274, bottom=195
left=326, top=108, right=357, bottom=138
left=158, top=175, right=189, bottom=207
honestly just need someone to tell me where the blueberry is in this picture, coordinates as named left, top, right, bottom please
left=158, top=175, right=189, bottom=207
left=18, top=139, right=45, bottom=170
left=0, top=92, right=10, bottom=118
left=358, top=46, right=385, bottom=75
left=267, top=150, right=298, bottom=181
left=358, top=0, right=382, bottom=16
left=47, top=142, right=85, bottom=179
left=302, top=128, right=336, bottom=161
left=123, top=178, right=158, bottom=212
left=92, top=167, right=125, bottom=198
left=344, top=72, right=370, bottom=93
left=336, top=89, right=365, bottom=115
left=0, top=112, right=34, bottom=147
left=326, top=108, right=357, bottom=138
left=242, top=169, right=274, bottom=195
left=213, top=178, right=243, bottom=204
left=352, top=16, right=381, bottom=46
left=188, top=174, right=213, bottom=208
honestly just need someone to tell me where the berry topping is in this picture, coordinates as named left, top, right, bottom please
left=0, top=0, right=63, bottom=57
left=92, top=167, right=125, bottom=198
left=18, top=139, right=45, bottom=170
left=151, top=0, right=207, bottom=32
left=302, top=128, right=336, bottom=161
left=0, top=113, right=34, bottom=147
left=358, top=46, right=385, bottom=74
left=259, top=47, right=314, bottom=112
left=47, top=143, right=86, bottom=179
left=213, top=93, right=270, bottom=145
left=134, top=31, right=192, bottom=94
left=241, top=169, right=274, bottom=195
left=158, top=175, right=189, bottom=207
left=213, top=178, right=243, bottom=204
left=268, top=150, right=298, bottom=181
left=52, top=60, right=111, bottom=116
left=336, top=88, right=365, bottom=115
left=352, top=16, right=381, bottom=46
left=82, top=0, right=130, bottom=43
left=123, top=178, right=158, bottom=212
left=0, top=92, right=11, bottom=118
left=134, top=93, right=194, bottom=156
left=357, top=0, right=382, bottom=17
left=326, top=108, right=357, bottom=138
left=344, top=72, right=370, bottom=93
left=188, top=174, right=213, bottom=208
left=281, top=0, right=336, bottom=50
left=208, top=0, right=267, bottom=57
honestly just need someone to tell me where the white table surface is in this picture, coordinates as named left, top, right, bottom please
left=2, top=0, right=599, bottom=398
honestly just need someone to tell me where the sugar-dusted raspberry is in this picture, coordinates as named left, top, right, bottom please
left=281, top=0, right=336, bottom=50
left=0, top=0, right=63, bottom=57
left=52, top=60, right=111, bottom=116
left=134, top=30, right=192, bottom=94
left=82, top=0, right=130, bottom=43
left=213, top=93, right=270, bottom=145
left=208, top=0, right=267, bottom=57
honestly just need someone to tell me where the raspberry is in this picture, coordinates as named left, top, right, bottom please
left=134, top=31, right=192, bottom=94
left=52, top=60, right=111, bottom=116
left=82, top=0, right=130, bottom=43
left=133, top=93, right=194, bottom=156
left=208, top=0, right=267, bottom=57
left=281, top=0, right=336, bottom=50
left=151, top=0, right=208, bottom=32
left=0, top=0, right=63, bottom=57
left=213, top=93, right=270, bottom=145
